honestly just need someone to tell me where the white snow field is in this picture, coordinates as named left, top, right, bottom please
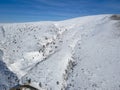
left=0, top=14, right=120, bottom=90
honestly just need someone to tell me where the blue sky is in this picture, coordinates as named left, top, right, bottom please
left=0, top=0, right=120, bottom=22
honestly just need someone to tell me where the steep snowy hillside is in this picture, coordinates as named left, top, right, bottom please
left=0, top=14, right=120, bottom=90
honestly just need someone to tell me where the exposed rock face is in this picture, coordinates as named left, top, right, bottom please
left=0, top=49, right=19, bottom=90
left=110, top=14, right=120, bottom=20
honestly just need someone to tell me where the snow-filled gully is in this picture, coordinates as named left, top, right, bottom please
left=0, top=14, right=120, bottom=90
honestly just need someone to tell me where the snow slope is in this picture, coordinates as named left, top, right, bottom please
left=0, top=14, right=120, bottom=90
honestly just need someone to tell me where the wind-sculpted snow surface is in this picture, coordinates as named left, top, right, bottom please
left=0, top=14, right=120, bottom=90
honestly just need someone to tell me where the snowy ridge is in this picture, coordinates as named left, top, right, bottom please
left=0, top=14, right=120, bottom=90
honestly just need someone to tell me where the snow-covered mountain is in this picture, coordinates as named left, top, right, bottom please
left=0, top=14, right=120, bottom=90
